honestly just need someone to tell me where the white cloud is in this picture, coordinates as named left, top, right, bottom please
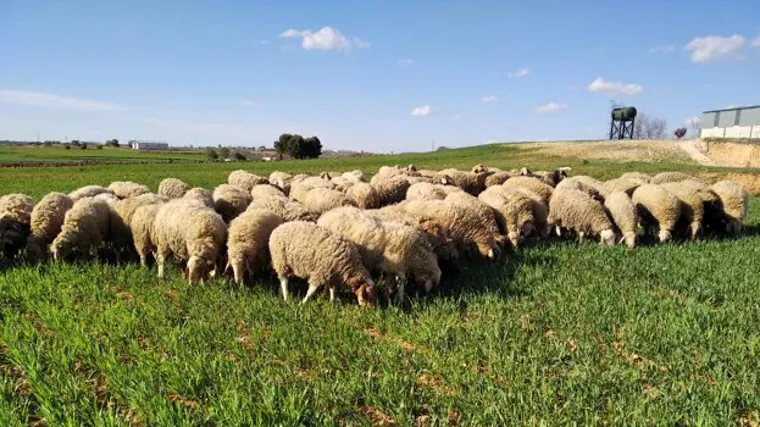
left=685, top=34, right=745, bottom=63
left=411, top=104, right=431, bottom=117
left=507, top=67, right=530, bottom=78
left=482, top=95, right=497, bottom=103
left=685, top=117, right=701, bottom=126
left=239, top=100, right=262, bottom=108
left=279, top=26, right=369, bottom=52
left=0, top=90, right=125, bottom=111
left=535, top=103, right=568, bottom=114
left=587, top=77, right=643, bottom=96
left=648, top=44, right=675, bottom=54
left=753, top=35, right=760, bottom=48
left=398, top=58, right=415, bottom=66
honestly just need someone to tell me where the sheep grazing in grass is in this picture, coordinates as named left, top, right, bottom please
left=50, top=198, right=111, bottom=261
left=660, top=182, right=705, bottom=240
left=269, top=171, right=294, bottom=194
left=158, top=178, right=190, bottom=199
left=213, top=184, right=252, bottom=222
left=400, top=199, right=500, bottom=261
left=503, top=176, right=553, bottom=206
left=226, top=208, right=284, bottom=286
left=372, top=176, right=412, bottom=206
left=508, top=187, right=550, bottom=239
left=548, top=188, right=616, bottom=246
left=108, top=181, right=151, bottom=199
left=631, top=184, right=682, bottom=243
left=318, top=207, right=441, bottom=301
left=0, top=194, right=35, bottom=257
left=304, top=188, right=356, bottom=215
left=289, top=177, right=335, bottom=204
left=25, top=193, right=74, bottom=260
left=346, top=182, right=381, bottom=209
left=532, top=167, right=571, bottom=187
left=228, top=170, right=269, bottom=192
left=445, top=191, right=507, bottom=250
left=110, top=194, right=166, bottom=258
left=433, top=169, right=488, bottom=195
left=711, top=180, right=749, bottom=234
left=679, top=180, right=725, bottom=232
left=183, top=187, right=215, bottom=209
left=603, top=191, right=638, bottom=248
left=478, top=186, right=535, bottom=248
left=151, top=200, right=227, bottom=285
left=130, top=203, right=163, bottom=267
left=556, top=176, right=604, bottom=199
left=250, top=184, right=285, bottom=201
left=406, top=182, right=461, bottom=201
left=601, top=178, right=640, bottom=197
left=651, top=172, right=693, bottom=185
left=269, top=221, right=377, bottom=306
left=249, top=194, right=318, bottom=222
left=485, top=171, right=517, bottom=188
left=69, top=185, right=114, bottom=202
left=619, top=172, right=651, bottom=185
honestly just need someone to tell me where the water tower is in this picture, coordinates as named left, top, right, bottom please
left=609, top=105, right=637, bottom=140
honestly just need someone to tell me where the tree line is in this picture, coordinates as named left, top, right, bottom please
left=274, top=134, right=322, bottom=159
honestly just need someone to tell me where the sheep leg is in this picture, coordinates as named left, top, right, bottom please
left=280, top=278, right=290, bottom=301
left=301, top=284, right=319, bottom=304
left=577, top=232, right=585, bottom=244
left=555, top=226, right=562, bottom=237
left=395, top=275, right=406, bottom=305
left=329, top=287, right=336, bottom=302
left=156, top=252, right=167, bottom=279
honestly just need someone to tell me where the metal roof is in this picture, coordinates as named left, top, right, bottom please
left=703, top=105, right=760, bottom=114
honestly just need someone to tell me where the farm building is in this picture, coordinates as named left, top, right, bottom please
left=700, top=105, right=760, bottom=139
left=132, top=141, right=169, bottom=151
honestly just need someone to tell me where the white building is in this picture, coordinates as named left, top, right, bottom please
left=701, top=105, right=760, bottom=139
left=132, top=141, right=169, bottom=151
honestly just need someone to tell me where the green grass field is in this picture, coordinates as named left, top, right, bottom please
left=1, top=143, right=759, bottom=425
left=0, top=145, right=204, bottom=165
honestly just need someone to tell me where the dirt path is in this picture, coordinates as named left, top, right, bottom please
left=678, top=140, right=715, bottom=166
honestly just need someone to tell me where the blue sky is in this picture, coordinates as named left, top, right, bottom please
left=1, top=0, right=759, bottom=153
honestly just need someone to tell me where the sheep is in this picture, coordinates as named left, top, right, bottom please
left=182, top=187, right=214, bottom=209
left=130, top=203, right=163, bottom=267
left=651, top=172, right=693, bottom=185
left=346, top=182, right=381, bottom=209
left=269, top=171, right=294, bottom=194
left=508, top=187, right=550, bottom=239
left=342, top=170, right=365, bottom=182
left=69, top=185, right=114, bottom=202
left=601, top=178, right=640, bottom=197
left=679, top=180, right=725, bottom=232
left=433, top=169, right=488, bottom=195
left=289, top=177, right=335, bottom=203
left=619, top=172, right=651, bottom=185
left=228, top=170, right=269, bottom=192
left=25, top=193, right=74, bottom=260
left=547, top=188, right=616, bottom=246
left=372, top=176, right=412, bottom=206
left=478, top=186, right=535, bottom=248
left=445, top=191, right=506, bottom=249
left=406, top=182, right=455, bottom=201
left=631, top=184, right=682, bottom=243
left=213, top=184, right=252, bottom=222
left=317, top=207, right=441, bottom=301
left=485, top=171, right=517, bottom=188
left=711, top=180, right=749, bottom=234
left=269, top=221, right=377, bottom=306
left=659, top=182, right=705, bottom=240
left=304, top=188, right=356, bottom=215
left=399, top=199, right=500, bottom=261
left=532, top=167, right=571, bottom=187
left=110, top=194, right=165, bottom=256
left=250, top=184, right=286, bottom=200
left=603, top=191, right=638, bottom=248
left=94, top=193, right=120, bottom=204
left=249, top=194, right=318, bottom=222
left=151, top=200, right=227, bottom=285
left=50, top=198, right=111, bottom=261
left=503, top=176, right=553, bottom=206
left=158, top=178, right=190, bottom=199
left=226, top=208, right=284, bottom=286
left=0, top=194, right=35, bottom=256
left=108, top=181, right=151, bottom=199
left=329, top=175, right=355, bottom=192
left=556, top=176, right=604, bottom=197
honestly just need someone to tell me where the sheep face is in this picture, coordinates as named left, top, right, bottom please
left=410, top=254, right=442, bottom=293
left=658, top=229, right=672, bottom=243
left=351, top=278, right=377, bottom=307
left=620, top=231, right=637, bottom=249
left=228, top=254, right=247, bottom=286
left=600, top=229, right=616, bottom=246
left=507, top=231, right=520, bottom=249
left=49, top=232, right=81, bottom=261
left=187, top=255, right=212, bottom=285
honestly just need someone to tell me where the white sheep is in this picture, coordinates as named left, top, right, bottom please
left=213, top=184, right=252, bottom=222
left=25, top=193, right=74, bottom=259
left=711, top=180, right=749, bottom=234
left=68, top=185, right=114, bottom=202
left=227, top=208, right=284, bottom=286
left=183, top=187, right=215, bottom=209
left=108, top=181, right=151, bottom=199
left=158, top=178, right=190, bottom=199
left=50, top=198, right=111, bottom=261
left=228, top=170, right=269, bottom=192
left=547, top=188, right=616, bottom=245
left=631, top=184, right=682, bottom=243
left=603, top=191, right=638, bottom=248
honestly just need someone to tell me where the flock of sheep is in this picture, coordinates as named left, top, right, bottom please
left=0, top=164, right=750, bottom=306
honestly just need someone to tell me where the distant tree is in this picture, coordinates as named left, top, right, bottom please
left=258, top=145, right=267, bottom=151
left=274, top=133, right=293, bottom=159
left=234, top=152, right=247, bottom=161
left=80, top=142, right=87, bottom=150
left=43, top=141, right=53, bottom=147
left=64, top=144, right=71, bottom=150
left=674, top=128, right=687, bottom=139
left=218, top=147, right=231, bottom=159
left=127, top=140, right=135, bottom=149
left=96, top=145, right=104, bottom=150
left=206, top=147, right=218, bottom=161
left=633, top=113, right=667, bottom=139
left=303, top=136, right=322, bottom=159
left=70, top=140, right=81, bottom=147
left=104, top=138, right=119, bottom=147
left=436, top=146, right=450, bottom=151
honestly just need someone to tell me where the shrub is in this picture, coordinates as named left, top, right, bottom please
left=674, top=128, right=687, bottom=139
